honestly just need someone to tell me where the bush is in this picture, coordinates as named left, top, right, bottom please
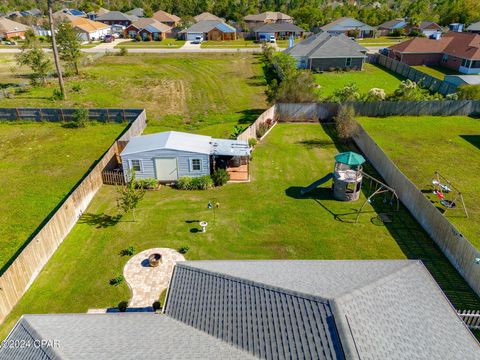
left=457, top=85, right=480, bottom=100
left=211, top=169, right=230, bottom=186
left=110, top=274, right=124, bottom=286
left=178, top=245, right=189, bottom=254
left=119, top=47, right=128, bottom=56
left=256, top=122, right=270, bottom=138
left=135, top=34, right=142, bottom=42
left=335, top=105, right=359, bottom=142
left=135, top=178, right=158, bottom=189
left=51, top=88, right=63, bottom=101
left=330, top=82, right=360, bottom=102
left=176, top=175, right=213, bottom=190
left=120, top=246, right=136, bottom=256
left=152, top=301, right=161, bottom=311
left=118, top=301, right=128, bottom=312
left=72, top=83, right=81, bottom=92
left=248, top=138, right=257, bottom=147
left=365, top=88, right=386, bottom=102
left=71, top=108, right=89, bottom=128
left=230, top=124, right=244, bottom=139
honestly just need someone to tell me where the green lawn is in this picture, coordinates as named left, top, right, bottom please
left=81, top=41, right=101, bottom=49
left=116, top=39, right=186, bottom=48
left=0, top=53, right=267, bottom=132
left=2, top=123, right=479, bottom=339
left=411, top=65, right=461, bottom=80
left=314, top=63, right=404, bottom=98
left=200, top=39, right=260, bottom=48
left=359, top=116, right=480, bottom=249
left=276, top=38, right=302, bottom=48
left=0, top=121, right=126, bottom=270
left=356, top=36, right=407, bottom=45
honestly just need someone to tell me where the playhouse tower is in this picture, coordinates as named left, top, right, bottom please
left=333, top=152, right=365, bottom=201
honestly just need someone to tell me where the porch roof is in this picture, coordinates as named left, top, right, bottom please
left=211, top=139, right=250, bottom=157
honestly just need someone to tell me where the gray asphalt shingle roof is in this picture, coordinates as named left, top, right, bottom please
left=96, top=11, right=137, bottom=22
left=284, top=32, right=367, bottom=58
left=467, top=21, right=480, bottom=32
left=321, top=17, right=374, bottom=32
left=185, top=20, right=235, bottom=33
left=254, top=22, right=304, bottom=33
left=0, top=313, right=255, bottom=360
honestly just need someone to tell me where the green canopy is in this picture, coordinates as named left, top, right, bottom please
left=335, top=151, right=365, bottom=166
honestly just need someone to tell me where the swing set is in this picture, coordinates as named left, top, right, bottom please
left=430, top=171, right=468, bottom=217
left=355, top=172, right=400, bottom=223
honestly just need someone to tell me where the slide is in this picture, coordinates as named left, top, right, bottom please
left=300, top=173, right=334, bottom=196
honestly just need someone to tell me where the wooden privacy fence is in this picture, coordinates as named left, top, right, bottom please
left=0, top=107, right=144, bottom=123
left=0, top=109, right=147, bottom=325
left=458, top=310, right=480, bottom=329
left=376, top=54, right=457, bottom=95
left=102, top=170, right=125, bottom=185
left=237, top=106, right=276, bottom=141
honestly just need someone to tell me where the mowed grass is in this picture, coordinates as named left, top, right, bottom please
left=314, top=63, right=404, bottom=97
left=2, top=123, right=479, bottom=339
left=116, top=39, right=186, bottom=48
left=359, top=116, right=480, bottom=249
left=411, top=65, right=460, bottom=80
left=356, top=36, right=407, bottom=46
left=0, top=53, right=267, bottom=132
left=0, top=121, right=126, bottom=269
left=200, top=39, right=260, bottom=48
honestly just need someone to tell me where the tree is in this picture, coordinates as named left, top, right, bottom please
left=335, top=105, right=359, bottom=143
left=117, top=172, right=146, bottom=221
left=48, top=0, right=66, bottom=99
left=16, top=30, right=52, bottom=85
left=272, top=71, right=318, bottom=103
left=56, top=23, right=82, bottom=75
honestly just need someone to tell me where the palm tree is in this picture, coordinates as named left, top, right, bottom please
left=47, top=0, right=67, bottom=99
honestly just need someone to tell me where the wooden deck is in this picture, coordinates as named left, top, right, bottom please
left=227, top=164, right=249, bottom=182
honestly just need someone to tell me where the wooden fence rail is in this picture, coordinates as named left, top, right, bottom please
left=458, top=310, right=480, bottom=329
left=102, top=170, right=125, bottom=185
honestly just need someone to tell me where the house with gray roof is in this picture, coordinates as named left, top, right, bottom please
left=284, top=32, right=367, bottom=71
left=467, top=21, right=480, bottom=33
left=377, top=18, right=408, bottom=36
left=321, top=17, right=374, bottom=38
left=96, top=11, right=138, bottom=27
left=244, top=11, right=293, bottom=31
left=120, top=131, right=250, bottom=182
left=126, top=8, right=144, bottom=18
left=182, top=20, right=236, bottom=41
left=254, top=22, right=304, bottom=40
left=2, top=260, right=478, bottom=359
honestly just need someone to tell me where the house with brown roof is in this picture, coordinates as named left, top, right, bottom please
left=407, top=21, right=442, bottom=37
left=70, top=17, right=111, bottom=42
left=153, top=10, right=181, bottom=27
left=0, top=17, right=30, bottom=39
left=387, top=32, right=480, bottom=74
left=194, top=12, right=222, bottom=22
left=125, top=18, right=172, bottom=40
left=244, top=11, right=293, bottom=31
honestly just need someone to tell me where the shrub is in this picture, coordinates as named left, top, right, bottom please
left=135, top=34, right=142, bottom=42
left=51, top=88, right=63, bottom=101
left=256, top=122, right=270, bottom=138
left=212, top=169, right=230, bottom=186
left=152, top=301, right=161, bottom=311
left=331, top=82, right=360, bottom=102
left=120, top=246, right=136, bottom=256
left=335, top=105, right=359, bottom=142
left=446, top=93, right=459, bottom=100
left=230, top=124, right=244, bottom=139
left=118, top=301, right=128, bottom=312
left=72, top=83, right=81, bottom=92
left=119, top=47, right=128, bottom=56
left=457, top=85, right=480, bottom=100
left=176, top=176, right=213, bottom=190
left=71, top=108, right=89, bottom=128
left=248, top=138, right=257, bottom=147
left=110, top=274, right=124, bottom=286
left=178, top=245, right=189, bottom=254
left=135, top=178, right=158, bottom=189
left=365, top=88, right=386, bottom=102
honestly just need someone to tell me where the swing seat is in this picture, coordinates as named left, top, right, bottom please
left=441, top=199, right=456, bottom=208
left=436, top=191, right=445, bottom=200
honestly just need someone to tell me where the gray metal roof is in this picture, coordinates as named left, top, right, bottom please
left=121, top=131, right=250, bottom=157
left=284, top=32, right=367, bottom=59
left=254, top=22, right=304, bottom=33
left=0, top=313, right=255, bottom=360
left=467, top=21, right=480, bottom=31
left=166, top=260, right=480, bottom=360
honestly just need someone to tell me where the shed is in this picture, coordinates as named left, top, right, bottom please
left=120, top=131, right=250, bottom=182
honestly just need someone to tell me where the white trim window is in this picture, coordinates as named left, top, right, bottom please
left=190, top=158, right=202, bottom=172
left=131, top=159, right=142, bottom=172
left=345, top=58, right=352, bottom=67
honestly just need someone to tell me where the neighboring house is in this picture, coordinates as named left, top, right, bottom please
left=284, top=32, right=367, bottom=71
left=126, top=8, right=144, bottom=18
left=407, top=21, right=443, bottom=37
left=153, top=10, right=181, bottom=27
left=120, top=131, right=249, bottom=182
left=377, top=18, right=407, bottom=36
left=182, top=20, right=236, bottom=41
left=254, top=23, right=304, bottom=40
left=388, top=32, right=480, bottom=74
left=70, top=17, right=111, bottom=42
left=125, top=18, right=171, bottom=40
left=20, top=8, right=42, bottom=17
left=0, top=17, right=29, bottom=39
left=321, top=17, right=374, bottom=38
left=444, top=74, right=480, bottom=87
left=6, top=11, right=22, bottom=19
left=449, top=23, right=464, bottom=32
left=31, top=25, right=51, bottom=37
left=194, top=12, right=222, bottom=22
left=96, top=11, right=138, bottom=27
left=87, top=7, right=110, bottom=20
left=52, top=8, right=86, bottom=19
left=467, top=21, right=480, bottom=33
left=2, top=260, right=479, bottom=359
left=244, top=11, right=293, bottom=31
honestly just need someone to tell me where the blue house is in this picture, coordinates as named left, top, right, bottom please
left=120, top=131, right=250, bottom=182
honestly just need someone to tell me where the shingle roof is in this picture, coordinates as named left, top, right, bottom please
left=321, top=17, right=374, bottom=32
left=194, top=12, right=222, bottom=22
left=96, top=11, right=137, bottom=22
left=419, top=20, right=442, bottom=30
left=165, top=260, right=480, bottom=360
left=130, top=18, right=171, bottom=32
left=153, top=10, right=181, bottom=23
left=377, top=19, right=406, bottom=30
left=0, top=313, right=255, bottom=360
left=71, top=18, right=110, bottom=33
left=254, top=22, right=304, bottom=33
left=185, top=20, right=235, bottom=34
left=0, top=17, right=29, bottom=34
left=467, top=21, right=480, bottom=32
left=126, top=8, right=144, bottom=17
left=244, top=11, right=292, bottom=22
left=284, top=32, right=366, bottom=59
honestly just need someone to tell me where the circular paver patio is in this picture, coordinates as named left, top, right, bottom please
left=123, top=248, right=185, bottom=309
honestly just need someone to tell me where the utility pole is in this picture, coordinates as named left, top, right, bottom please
left=48, top=0, right=67, bottom=99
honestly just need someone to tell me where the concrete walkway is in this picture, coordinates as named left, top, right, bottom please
left=123, top=248, right=185, bottom=309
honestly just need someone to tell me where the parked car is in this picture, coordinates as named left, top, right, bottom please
left=104, top=35, right=114, bottom=43
left=269, top=35, right=276, bottom=43
left=192, top=36, right=203, bottom=44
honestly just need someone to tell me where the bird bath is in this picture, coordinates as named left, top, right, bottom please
left=199, top=221, right=208, bottom=233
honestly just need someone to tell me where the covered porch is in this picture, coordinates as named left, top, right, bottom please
left=211, top=139, right=250, bottom=182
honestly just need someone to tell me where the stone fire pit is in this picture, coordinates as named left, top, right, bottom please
left=148, top=253, right=162, bottom=267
